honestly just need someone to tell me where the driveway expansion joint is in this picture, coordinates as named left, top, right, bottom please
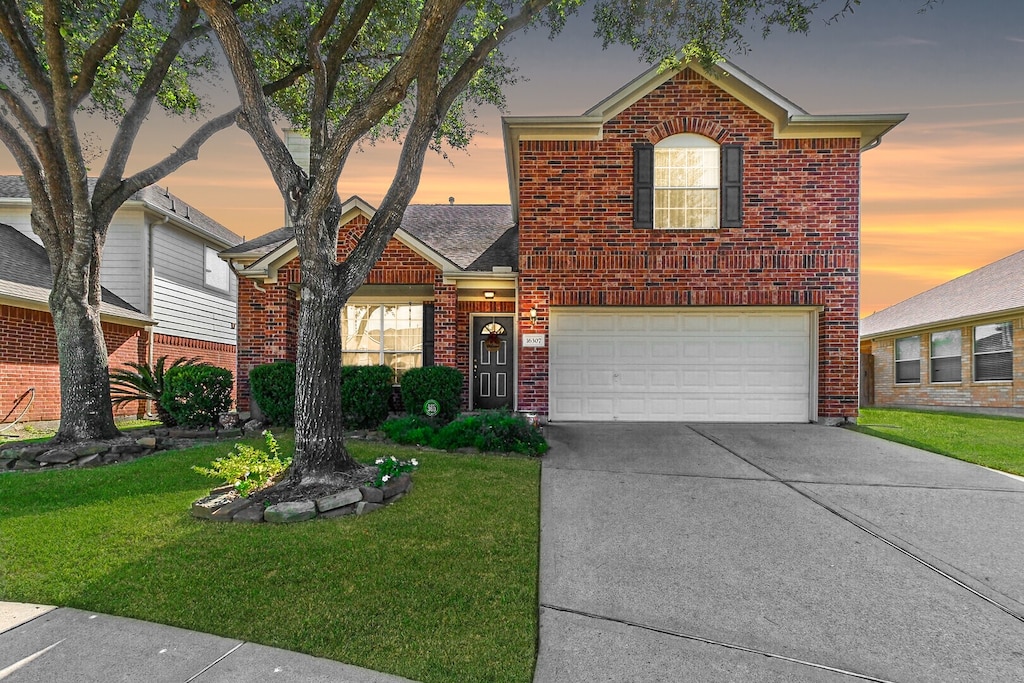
left=540, top=603, right=899, bottom=683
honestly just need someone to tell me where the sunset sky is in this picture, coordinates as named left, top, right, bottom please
left=4, top=0, right=1023, bottom=317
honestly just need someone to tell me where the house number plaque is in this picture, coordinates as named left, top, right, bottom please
left=522, top=334, right=546, bottom=348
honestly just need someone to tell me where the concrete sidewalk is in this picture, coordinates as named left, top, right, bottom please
left=0, top=603, right=415, bottom=682
left=535, top=423, right=1024, bottom=682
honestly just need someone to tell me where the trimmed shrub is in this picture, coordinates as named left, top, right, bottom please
left=109, top=355, right=202, bottom=426
left=250, top=362, right=297, bottom=426
left=341, top=365, right=395, bottom=429
left=161, top=364, right=233, bottom=427
left=381, top=410, right=548, bottom=456
left=380, top=415, right=437, bottom=446
left=400, top=366, right=463, bottom=423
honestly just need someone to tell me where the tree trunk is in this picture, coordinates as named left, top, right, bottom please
left=49, top=276, right=120, bottom=443
left=290, top=244, right=360, bottom=483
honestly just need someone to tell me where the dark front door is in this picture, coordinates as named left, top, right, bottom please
left=473, top=316, right=514, bottom=410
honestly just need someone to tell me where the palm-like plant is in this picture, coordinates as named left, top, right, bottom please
left=110, top=356, right=202, bottom=426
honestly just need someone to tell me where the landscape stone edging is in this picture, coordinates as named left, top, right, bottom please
left=191, top=473, right=413, bottom=524
left=0, top=424, right=386, bottom=473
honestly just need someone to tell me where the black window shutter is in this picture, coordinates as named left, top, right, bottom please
left=633, top=142, right=654, bottom=229
left=720, top=143, right=743, bottom=228
left=422, top=303, right=435, bottom=366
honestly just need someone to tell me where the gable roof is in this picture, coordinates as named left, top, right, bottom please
left=0, top=223, right=151, bottom=325
left=860, top=249, right=1024, bottom=339
left=501, top=59, right=908, bottom=221
left=226, top=198, right=516, bottom=280
left=0, top=176, right=242, bottom=248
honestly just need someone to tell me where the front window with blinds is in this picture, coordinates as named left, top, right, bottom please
left=930, top=330, right=962, bottom=383
left=974, top=322, right=1013, bottom=381
left=341, top=304, right=422, bottom=382
left=654, top=134, right=719, bottom=229
left=895, top=335, right=921, bottom=384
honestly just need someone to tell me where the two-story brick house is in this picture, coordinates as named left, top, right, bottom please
left=226, top=60, right=905, bottom=424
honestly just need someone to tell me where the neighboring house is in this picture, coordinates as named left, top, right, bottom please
left=860, top=249, right=1024, bottom=414
left=0, top=178, right=243, bottom=422
left=226, top=60, right=905, bottom=424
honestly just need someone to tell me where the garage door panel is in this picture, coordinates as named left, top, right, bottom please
left=549, top=308, right=814, bottom=422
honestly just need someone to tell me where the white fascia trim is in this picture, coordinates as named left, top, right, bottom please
left=134, top=202, right=240, bottom=249
left=441, top=271, right=519, bottom=286
left=860, top=307, right=1024, bottom=342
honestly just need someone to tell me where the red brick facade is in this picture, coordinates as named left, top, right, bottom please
left=867, top=315, right=1024, bottom=412
left=517, top=68, right=861, bottom=419
left=235, top=66, right=880, bottom=422
left=0, top=303, right=148, bottom=422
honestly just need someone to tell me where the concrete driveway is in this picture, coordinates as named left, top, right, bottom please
left=535, top=423, right=1024, bottom=682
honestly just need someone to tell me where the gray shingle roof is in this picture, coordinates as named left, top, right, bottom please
left=0, top=176, right=242, bottom=248
left=221, top=202, right=518, bottom=272
left=0, top=223, right=149, bottom=322
left=861, top=249, right=1024, bottom=338
left=402, top=204, right=515, bottom=270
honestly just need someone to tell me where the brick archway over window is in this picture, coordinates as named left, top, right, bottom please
left=645, top=118, right=732, bottom=145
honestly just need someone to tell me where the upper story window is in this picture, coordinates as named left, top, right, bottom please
left=204, top=246, right=230, bottom=292
left=974, top=322, right=1013, bottom=381
left=654, top=134, right=720, bottom=230
left=633, top=135, right=742, bottom=230
left=930, top=329, right=962, bottom=383
left=895, top=335, right=921, bottom=384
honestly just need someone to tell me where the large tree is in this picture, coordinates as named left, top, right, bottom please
left=0, top=1, right=240, bottom=442
left=194, top=0, right=877, bottom=485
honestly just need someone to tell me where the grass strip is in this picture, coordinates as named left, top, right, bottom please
left=854, top=407, right=1024, bottom=477
left=0, top=435, right=540, bottom=683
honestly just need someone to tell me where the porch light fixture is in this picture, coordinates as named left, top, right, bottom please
left=530, top=307, right=537, bottom=321
left=483, top=290, right=495, bottom=299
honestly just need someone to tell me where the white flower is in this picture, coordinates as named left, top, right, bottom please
left=390, top=456, right=397, bottom=462
left=381, top=474, right=391, bottom=483
left=411, top=459, right=419, bottom=467
left=375, top=458, right=384, bottom=465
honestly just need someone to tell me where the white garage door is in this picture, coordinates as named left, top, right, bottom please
left=549, top=307, right=815, bottom=422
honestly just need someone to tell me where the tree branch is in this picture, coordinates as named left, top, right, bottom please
left=97, top=0, right=203, bottom=200
left=0, top=1, right=54, bottom=109
left=71, top=0, right=143, bottom=106
left=93, top=108, right=240, bottom=226
left=322, top=0, right=379, bottom=104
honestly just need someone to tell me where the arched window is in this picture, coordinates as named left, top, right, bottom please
left=633, top=134, right=742, bottom=230
left=655, top=134, right=720, bottom=230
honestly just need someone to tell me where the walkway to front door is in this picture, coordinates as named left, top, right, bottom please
left=472, top=315, right=513, bottom=410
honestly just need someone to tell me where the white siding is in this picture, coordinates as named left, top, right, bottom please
left=152, top=276, right=237, bottom=345
left=100, top=209, right=147, bottom=310
left=151, top=221, right=237, bottom=346
left=1, top=206, right=39, bottom=244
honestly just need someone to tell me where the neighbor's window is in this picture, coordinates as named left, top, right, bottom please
left=654, top=133, right=720, bottom=230
left=204, top=246, right=230, bottom=292
left=973, top=322, right=1013, bottom=381
left=930, top=330, right=962, bottom=383
left=341, top=304, right=422, bottom=381
left=895, top=335, right=921, bottom=384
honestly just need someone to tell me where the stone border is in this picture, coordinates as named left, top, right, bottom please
left=0, top=426, right=250, bottom=472
left=191, top=473, right=413, bottom=523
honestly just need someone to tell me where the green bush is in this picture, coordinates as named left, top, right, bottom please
left=109, top=355, right=203, bottom=426
left=249, top=362, right=296, bottom=426
left=400, top=366, right=463, bottom=423
left=473, top=411, right=548, bottom=456
left=161, top=364, right=233, bottom=427
left=381, top=410, right=548, bottom=456
left=341, top=365, right=395, bottom=429
left=380, top=415, right=438, bottom=446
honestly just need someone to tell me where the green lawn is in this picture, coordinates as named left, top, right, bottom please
left=854, top=408, right=1024, bottom=477
left=0, top=435, right=540, bottom=683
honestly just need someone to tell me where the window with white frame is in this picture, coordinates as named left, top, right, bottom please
left=895, top=335, right=921, bottom=384
left=341, top=304, right=422, bottom=381
left=204, top=246, right=230, bottom=292
left=930, top=330, right=962, bottom=383
left=974, top=322, right=1013, bottom=381
left=654, top=134, right=720, bottom=230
